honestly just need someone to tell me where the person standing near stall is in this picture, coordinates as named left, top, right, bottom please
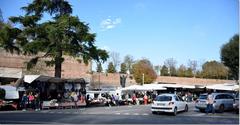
left=21, top=92, right=28, bottom=111
left=144, top=94, right=148, bottom=105
left=34, top=93, right=40, bottom=111
left=28, top=92, right=35, bottom=110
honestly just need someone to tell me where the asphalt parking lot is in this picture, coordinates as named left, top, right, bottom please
left=0, top=102, right=238, bottom=124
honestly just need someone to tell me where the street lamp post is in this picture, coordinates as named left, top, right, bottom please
left=98, top=72, right=100, bottom=90
left=142, top=73, right=144, bottom=85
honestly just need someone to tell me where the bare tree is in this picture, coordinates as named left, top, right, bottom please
left=110, top=51, right=121, bottom=71
left=188, top=60, right=198, bottom=77
left=124, top=55, right=134, bottom=72
left=164, top=58, right=177, bottom=76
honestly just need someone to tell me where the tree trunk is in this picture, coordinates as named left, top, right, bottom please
left=55, top=50, right=62, bottom=78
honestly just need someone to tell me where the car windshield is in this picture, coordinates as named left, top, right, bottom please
left=155, top=95, right=172, bottom=101
left=199, top=95, right=207, bottom=100
left=236, top=93, right=239, bottom=98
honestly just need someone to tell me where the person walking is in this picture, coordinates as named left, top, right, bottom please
left=72, top=92, right=78, bottom=109
left=115, top=93, right=120, bottom=106
left=205, top=91, right=215, bottom=114
left=21, top=93, right=28, bottom=111
left=34, top=93, right=41, bottom=111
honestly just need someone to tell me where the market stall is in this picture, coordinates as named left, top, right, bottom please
left=17, top=75, right=87, bottom=109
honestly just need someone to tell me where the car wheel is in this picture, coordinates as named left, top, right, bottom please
left=173, top=107, right=177, bottom=116
left=219, top=104, right=224, bottom=113
left=199, top=109, right=205, bottom=112
left=152, top=111, right=157, bottom=114
left=184, top=105, right=188, bottom=112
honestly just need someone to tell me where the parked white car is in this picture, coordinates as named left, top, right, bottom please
left=151, top=94, right=188, bottom=116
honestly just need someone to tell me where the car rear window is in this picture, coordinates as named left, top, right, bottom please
left=156, top=96, right=172, bottom=101
left=199, top=95, right=207, bottom=100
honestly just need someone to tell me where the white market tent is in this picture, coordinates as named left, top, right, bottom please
left=161, top=84, right=183, bottom=88
left=0, top=85, right=19, bottom=99
left=143, top=84, right=167, bottom=90
left=206, top=83, right=239, bottom=91
left=121, top=85, right=149, bottom=91
left=121, top=84, right=167, bottom=91
left=24, top=75, right=62, bottom=84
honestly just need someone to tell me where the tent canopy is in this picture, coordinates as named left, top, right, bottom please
left=206, top=83, right=239, bottom=91
left=0, top=85, right=19, bottom=99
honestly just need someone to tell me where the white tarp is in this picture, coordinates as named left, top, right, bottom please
left=143, top=84, right=167, bottom=90
left=0, top=67, right=22, bottom=78
left=24, top=75, right=41, bottom=83
left=181, top=84, right=195, bottom=89
left=206, top=83, right=239, bottom=91
left=161, top=84, right=183, bottom=88
left=121, top=85, right=151, bottom=91
left=0, top=85, right=19, bottom=99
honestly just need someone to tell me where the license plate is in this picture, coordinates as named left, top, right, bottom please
left=157, top=103, right=165, bottom=106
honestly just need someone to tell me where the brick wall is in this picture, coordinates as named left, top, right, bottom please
left=0, top=49, right=91, bottom=79
left=90, top=73, right=236, bottom=89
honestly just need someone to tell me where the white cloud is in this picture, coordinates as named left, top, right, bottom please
left=100, top=18, right=122, bottom=31
left=101, top=46, right=111, bottom=52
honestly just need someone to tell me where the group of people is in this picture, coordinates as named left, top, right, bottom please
left=106, top=93, right=120, bottom=107
left=21, top=92, right=41, bottom=111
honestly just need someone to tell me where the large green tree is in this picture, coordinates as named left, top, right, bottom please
left=221, top=34, right=239, bottom=80
left=201, top=61, right=229, bottom=79
left=0, top=0, right=108, bottom=78
left=132, top=59, right=157, bottom=84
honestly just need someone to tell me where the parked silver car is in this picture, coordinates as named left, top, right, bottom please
left=233, top=92, right=239, bottom=114
left=195, top=93, right=234, bottom=113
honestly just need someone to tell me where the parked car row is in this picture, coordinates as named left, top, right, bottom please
left=151, top=92, right=239, bottom=116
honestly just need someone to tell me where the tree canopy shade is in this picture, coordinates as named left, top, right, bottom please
left=0, top=0, right=108, bottom=78
left=132, top=59, right=157, bottom=84
left=221, top=34, right=239, bottom=80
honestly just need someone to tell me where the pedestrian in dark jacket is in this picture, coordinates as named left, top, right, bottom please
left=21, top=93, right=28, bottom=111
left=34, top=93, right=41, bottom=111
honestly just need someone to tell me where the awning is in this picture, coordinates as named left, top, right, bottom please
left=24, top=75, right=41, bottom=83
left=161, top=84, right=183, bottom=88
left=206, top=83, right=239, bottom=91
left=121, top=85, right=151, bottom=91
left=143, top=84, right=167, bottom=90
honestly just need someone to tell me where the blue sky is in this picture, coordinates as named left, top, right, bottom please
left=0, top=0, right=238, bottom=71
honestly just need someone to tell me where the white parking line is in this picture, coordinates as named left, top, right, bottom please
left=115, top=113, right=121, bottom=115
left=123, top=113, right=130, bottom=115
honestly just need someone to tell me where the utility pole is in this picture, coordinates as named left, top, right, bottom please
left=142, top=73, right=144, bottom=85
